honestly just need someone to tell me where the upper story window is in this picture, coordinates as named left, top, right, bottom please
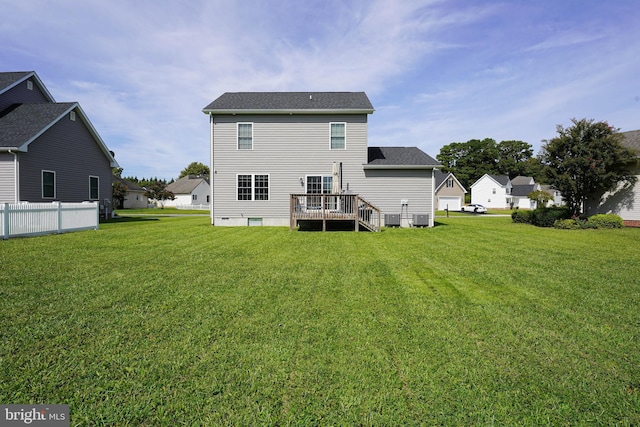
left=27, top=80, right=33, bottom=90
left=330, top=123, right=345, bottom=150
left=446, top=178, right=454, bottom=188
left=238, top=123, right=253, bottom=150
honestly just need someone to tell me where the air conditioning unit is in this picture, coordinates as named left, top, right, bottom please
left=413, top=214, right=429, bottom=227
left=385, top=213, right=401, bottom=227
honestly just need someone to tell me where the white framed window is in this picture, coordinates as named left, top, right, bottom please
left=330, top=122, right=346, bottom=150
left=42, top=170, right=56, bottom=199
left=237, top=123, right=253, bottom=150
left=237, top=174, right=269, bottom=201
left=89, top=176, right=99, bottom=200
left=70, top=111, right=76, bottom=121
left=27, top=80, right=33, bottom=90
left=446, top=178, right=454, bottom=188
left=192, top=194, right=197, bottom=201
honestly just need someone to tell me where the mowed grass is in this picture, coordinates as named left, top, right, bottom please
left=1, top=216, right=639, bottom=425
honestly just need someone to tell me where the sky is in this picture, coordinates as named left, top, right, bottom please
left=2, top=0, right=639, bottom=180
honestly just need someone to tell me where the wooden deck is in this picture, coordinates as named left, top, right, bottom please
left=290, top=194, right=381, bottom=232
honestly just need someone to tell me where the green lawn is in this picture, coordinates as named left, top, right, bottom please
left=1, top=217, right=639, bottom=425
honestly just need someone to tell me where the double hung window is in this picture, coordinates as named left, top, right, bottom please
left=89, top=176, right=99, bottom=200
left=238, top=123, right=253, bottom=150
left=237, top=174, right=269, bottom=201
left=330, top=123, right=345, bottom=150
left=42, top=170, right=55, bottom=199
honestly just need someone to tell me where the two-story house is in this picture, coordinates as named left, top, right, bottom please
left=470, top=174, right=512, bottom=209
left=202, top=92, right=440, bottom=229
left=0, top=71, right=118, bottom=205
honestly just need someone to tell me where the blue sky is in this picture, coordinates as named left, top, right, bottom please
left=2, top=0, right=639, bottom=180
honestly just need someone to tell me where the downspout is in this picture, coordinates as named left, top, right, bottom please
left=8, top=150, right=19, bottom=203
left=209, top=114, right=215, bottom=225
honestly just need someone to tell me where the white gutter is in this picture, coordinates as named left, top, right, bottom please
left=362, top=164, right=441, bottom=170
left=203, top=108, right=374, bottom=115
left=209, top=113, right=215, bottom=226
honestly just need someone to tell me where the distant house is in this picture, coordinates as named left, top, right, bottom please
left=541, top=185, right=564, bottom=207
left=113, top=176, right=148, bottom=209
left=202, top=92, right=441, bottom=229
left=434, top=170, right=466, bottom=211
left=164, top=175, right=210, bottom=207
left=0, top=71, right=118, bottom=208
left=510, top=176, right=540, bottom=210
left=470, top=174, right=512, bottom=209
left=586, top=129, right=640, bottom=227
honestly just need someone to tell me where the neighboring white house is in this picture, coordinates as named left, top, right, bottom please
left=541, top=185, right=564, bottom=207
left=113, top=176, right=148, bottom=209
left=470, top=174, right=512, bottom=209
left=202, top=92, right=441, bottom=229
left=164, top=175, right=210, bottom=207
left=586, top=129, right=640, bottom=227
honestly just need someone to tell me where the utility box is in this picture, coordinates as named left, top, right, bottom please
left=413, top=214, right=429, bottom=227
left=385, top=214, right=401, bottom=227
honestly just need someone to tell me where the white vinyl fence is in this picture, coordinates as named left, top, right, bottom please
left=1, top=202, right=99, bottom=239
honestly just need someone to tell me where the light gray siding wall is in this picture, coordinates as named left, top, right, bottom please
left=0, top=153, right=17, bottom=203
left=588, top=166, right=640, bottom=221
left=361, top=169, right=434, bottom=226
left=211, top=114, right=368, bottom=225
left=18, top=111, right=113, bottom=203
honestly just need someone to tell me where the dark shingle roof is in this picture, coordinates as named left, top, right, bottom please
left=367, top=147, right=440, bottom=167
left=621, top=130, right=640, bottom=155
left=488, top=174, right=510, bottom=186
left=0, top=72, right=32, bottom=93
left=511, top=184, right=535, bottom=197
left=203, top=92, right=374, bottom=113
left=114, top=176, right=145, bottom=192
left=165, top=175, right=209, bottom=194
left=0, top=102, right=75, bottom=148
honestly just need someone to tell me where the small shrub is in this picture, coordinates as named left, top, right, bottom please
left=554, top=218, right=584, bottom=229
left=512, top=210, right=531, bottom=224
left=586, top=214, right=623, bottom=229
left=530, top=207, right=572, bottom=227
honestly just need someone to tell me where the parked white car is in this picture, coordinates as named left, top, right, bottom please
left=461, top=204, right=487, bottom=213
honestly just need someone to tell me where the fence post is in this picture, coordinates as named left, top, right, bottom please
left=2, top=203, right=8, bottom=240
left=56, top=202, right=62, bottom=234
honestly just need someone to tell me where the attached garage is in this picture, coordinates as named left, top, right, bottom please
left=438, top=196, right=461, bottom=211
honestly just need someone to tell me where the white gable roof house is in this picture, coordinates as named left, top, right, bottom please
left=202, top=92, right=441, bottom=230
left=470, top=174, right=512, bottom=209
left=164, top=175, right=210, bottom=208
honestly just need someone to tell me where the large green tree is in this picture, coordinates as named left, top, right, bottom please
left=540, top=118, right=637, bottom=216
left=179, top=162, right=210, bottom=179
left=436, top=138, right=499, bottom=189
left=437, top=138, right=537, bottom=189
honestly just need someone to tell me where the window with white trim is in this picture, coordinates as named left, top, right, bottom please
left=446, top=178, right=454, bottom=188
left=42, top=170, right=56, bottom=199
left=306, top=175, right=334, bottom=209
left=330, top=123, right=345, bottom=150
left=89, top=176, right=99, bottom=200
left=237, top=174, right=269, bottom=201
left=237, top=123, right=253, bottom=150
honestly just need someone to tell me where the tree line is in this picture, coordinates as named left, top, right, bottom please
left=437, top=118, right=637, bottom=216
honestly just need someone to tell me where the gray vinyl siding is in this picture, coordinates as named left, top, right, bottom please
left=18, top=111, right=113, bottom=203
left=0, top=153, right=16, bottom=203
left=212, top=114, right=368, bottom=224
left=0, top=77, right=50, bottom=112
left=361, top=169, right=434, bottom=224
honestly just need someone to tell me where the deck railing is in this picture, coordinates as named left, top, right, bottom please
left=290, top=194, right=380, bottom=232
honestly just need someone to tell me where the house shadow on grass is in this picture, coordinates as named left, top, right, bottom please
left=102, top=216, right=159, bottom=224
